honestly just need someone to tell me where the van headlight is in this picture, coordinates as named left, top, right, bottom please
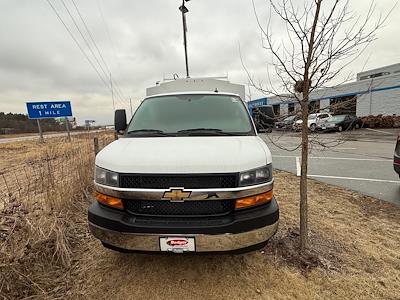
left=95, top=166, right=119, bottom=187
left=239, top=164, right=272, bottom=186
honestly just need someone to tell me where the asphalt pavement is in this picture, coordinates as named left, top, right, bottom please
left=261, top=128, right=400, bottom=204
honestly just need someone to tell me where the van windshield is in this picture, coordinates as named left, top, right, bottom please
left=126, top=94, right=255, bottom=137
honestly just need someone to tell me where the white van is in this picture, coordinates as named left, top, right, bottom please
left=88, top=85, right=279, bottom=253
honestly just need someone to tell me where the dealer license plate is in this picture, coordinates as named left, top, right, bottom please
left=159, top=237, right=195, bottom=253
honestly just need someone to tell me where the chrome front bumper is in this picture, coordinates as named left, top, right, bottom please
left=94, top=180, right=274, bottom=201
left=89, top=221, right=278, bottom=252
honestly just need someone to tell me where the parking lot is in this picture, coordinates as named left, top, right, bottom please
left=261, top=128, right=400, bottom=204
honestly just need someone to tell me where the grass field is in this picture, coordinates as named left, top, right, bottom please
left=1, top=136, right=399, bottom=300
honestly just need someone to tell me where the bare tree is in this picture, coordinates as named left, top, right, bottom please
left=247, top=0, right=392, bottom=251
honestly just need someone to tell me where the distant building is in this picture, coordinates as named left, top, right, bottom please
left=248, top=63, right=400, bottom=117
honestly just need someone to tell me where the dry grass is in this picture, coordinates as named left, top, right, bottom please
left=1, top=137, right=400, bottom=300
left=0, top=133, right=114, bottom=299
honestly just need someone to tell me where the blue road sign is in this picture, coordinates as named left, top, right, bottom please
left=26, top=101, right=72, bottom=119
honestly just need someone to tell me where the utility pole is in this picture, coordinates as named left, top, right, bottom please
left=179, top=0, right=190, bottom=78
left=110, top=72, right=115, bottom=111
left=130, top=97, right=133, bottom=117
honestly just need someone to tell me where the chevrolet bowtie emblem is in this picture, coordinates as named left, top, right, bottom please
left=162, top=188, right=191, bottom=201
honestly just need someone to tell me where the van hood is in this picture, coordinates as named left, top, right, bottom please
left=96, top=136, right=272, bottom=174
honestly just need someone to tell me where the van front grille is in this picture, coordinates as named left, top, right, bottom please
left=124, top=200, right=234, bottom=217
left=119, top=174, right=238, bottom=189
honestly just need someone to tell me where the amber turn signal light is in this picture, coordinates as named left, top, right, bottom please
left=235, top=190, right=273, bottom=209
left=95, top=192, right=124, bottom=209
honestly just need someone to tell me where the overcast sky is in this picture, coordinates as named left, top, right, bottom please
left=0, top=0, right=398, bottom=125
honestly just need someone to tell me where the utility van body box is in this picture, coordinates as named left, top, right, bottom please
left=146, top=77, right=246, bottom=102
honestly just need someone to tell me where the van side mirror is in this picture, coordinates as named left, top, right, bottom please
left=114, top=109, right=127, bottom=133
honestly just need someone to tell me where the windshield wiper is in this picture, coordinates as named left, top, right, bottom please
left=177, top=128, right=235, bottom=136
left=126, top=129, right=174, bottom=136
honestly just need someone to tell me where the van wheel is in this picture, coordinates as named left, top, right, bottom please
left=338, top=125, right=343, bottom=132
left=310, top=124, right=317, bottom=132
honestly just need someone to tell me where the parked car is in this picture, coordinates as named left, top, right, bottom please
left=252, top=105, right=275, bottom=132
left=394, top=133, right=400, bottom=178
left=293, top=112, right=332, bottom=132
left=349, top=115, right=364, bottom=129
left=275, top=115, right=299, bottom=130
left=320, top=114, right=363, bottom=132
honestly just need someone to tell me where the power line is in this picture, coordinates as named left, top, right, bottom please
left=113, top=82, right=128, bottom=104
left=60, top=0, right=109, bottom=82
left=78, top=0, right=129, bottom=108
left=45, top=0, right=112, bottom=93
left=97, top=0, right=117, bottom=61
left=65, top=0, right=130, bottom=107
left=46, top=0, right=130, bottom=109
left=94, top=0, right=129, bottom=105
left=71, top=0, right=111, bottom=75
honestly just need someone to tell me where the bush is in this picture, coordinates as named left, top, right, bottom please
left=360, top=115, right=400, bottom=128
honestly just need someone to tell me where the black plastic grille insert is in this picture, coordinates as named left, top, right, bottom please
left=124, top=200, right=234, bottom=217
left=120, top=174, right=237, bottom=189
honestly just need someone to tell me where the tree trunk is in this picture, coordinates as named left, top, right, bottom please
left=299, top=0, right=322, bottom=252
left=299, top=98, right=309, bottom=251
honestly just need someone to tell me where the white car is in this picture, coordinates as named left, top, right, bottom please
left=89, top=91, right=279, bottom=254
left=294, top=112, right=332, bottom=131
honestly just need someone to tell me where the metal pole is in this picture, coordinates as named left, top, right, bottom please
left=65, top=117, right=71, bottom=142
left=94, top=137, right=99, bottom=155
left=369, top=78, right=373, bottom=115
left=37, top=119, right=44, bottom=143
left=110, top=72, right=115, bottom=111
left=181, top=1, right=190, bottom=78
